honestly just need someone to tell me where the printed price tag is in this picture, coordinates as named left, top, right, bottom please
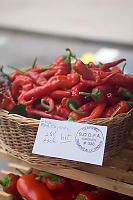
left=32, top=118, right=107, bottom=166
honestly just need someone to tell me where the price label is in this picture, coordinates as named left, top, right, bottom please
left=32, top=118, right=107, bottom=166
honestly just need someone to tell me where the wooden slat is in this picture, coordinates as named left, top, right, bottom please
left=8, top=163, right=30, bottom=174
left=0, top=191, right=13, bottom=200
left=1, top=149, right=133, bottom=196
left=0, top=170, right=14, bottom=178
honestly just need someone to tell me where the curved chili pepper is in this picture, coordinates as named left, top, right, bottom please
left=79, top=84, right=116, bottom=102
left=66, top=99, right=84, bottom=115
left=54, top=104, right=71, bottom=119
left=78, top=102, right=107, bottom=121
left=25, top=70, right=40, bottom=84
left=20, top=73, right=79, bottom=105
left=17, top=173, right=54, bottom=200
left=0, top=173, right=20, bottom=198
left=75, top=191, right=94, bottom=200
left=11, top=75, right=34, bottom=99
left=80, top=72, right=117, bottom=87
left=102, top=100, right=133, bottom=118
left=99, top=58, right=126, bottom=72
left=100, top=71, right=133, bottom=90
left=51, top=90, right=71, bottom=99
left=68, top=101, right=96, bottom=121
left=10, top=70, right=23, bottom=82
left=0, top=92, right=16, bottom=111
left=37, top=172, right=67, bottom=192
left=71, top=83, right=88, bottom=106
left=26, top=105, right=66, bottom=120
left=41, top=96, right=55, bottom=113
left=73, top=60, right=95, bottom=80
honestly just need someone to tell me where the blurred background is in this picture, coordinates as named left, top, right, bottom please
left=0, top=0, right=133, bottom=168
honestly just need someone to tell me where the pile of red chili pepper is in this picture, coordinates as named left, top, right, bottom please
left=0, top=168, right=128, bottom=200
left=1, top=48, right=133, bottom=121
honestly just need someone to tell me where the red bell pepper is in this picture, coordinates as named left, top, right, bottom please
left=75, top=191, right=94, bottom=200
left=0, top=173, right=20, bottom=198
left=17, top=173, right=54, bottom=200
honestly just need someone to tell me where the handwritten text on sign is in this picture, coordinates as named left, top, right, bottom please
left=32, top=118, right=107, bottom=166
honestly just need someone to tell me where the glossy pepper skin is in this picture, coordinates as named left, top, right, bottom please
left=17, top=173, right=54, bottom=200
left=78, top=102, right=107, bottom=121
left=102, top=100, right=133, bottom=118
left=68, top=101, right=96, bottom=121
left=75, top=191, right=94, bottom=200
left=45, top=176, right=67, bottom=192
left=0, top=173, right=20, bottom=197
left=53, top=187, right=76, bottom=200
left=19, top=73, right=79, bottom=105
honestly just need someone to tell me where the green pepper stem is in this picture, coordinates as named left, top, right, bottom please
left=41, top=65, right=55, bottom=71
left=68, top=113, right=74, bottom=121
left=41, top=99, right=49, bottom=110
left=7, top=65, right=26, bottom=74
left=31, top=57, right=37, bottom=69
left=79, top=92, right=91, bottom=97
left=69, top=104, right=84, bottom=115
left=76, top=196, right=85, bottom=200
left=122, top=63, right=126, bottom=74
left=125, top=101, right=133, bottom=108
left=16, top=168, right=25, bottom=176
left=0, top=175, right=10, bottom=190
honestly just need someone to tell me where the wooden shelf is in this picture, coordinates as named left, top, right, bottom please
left=1, top=138, right=133, bottom=198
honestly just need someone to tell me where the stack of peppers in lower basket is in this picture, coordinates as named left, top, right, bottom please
left=0, top=168, right=128, bottom=200
left=3, top=48, right=133, bottom=120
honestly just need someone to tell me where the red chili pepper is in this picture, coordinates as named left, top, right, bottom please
left=100, top=71, right=133, bottom=90
left=26, top=105, right=66, bottom=120
left=10, top=70, right=23, bottom=82
left=11, top=75, right=34, bottom=99
left=99, top=58, right=126, bottom=72
left=73, top=60, right=95, bottom=80
left=75, top=191, right=94, bottom=200
left=80, top=72, right=117, bottom=87
left=25, top=70, right=40, bottom=85
left=78, top=102, right=107, bottom=121
left=51, top=90, right=71, bottom=99
left=37, top=172, right=67, bottom=192
left=68, top=101, right=96, bottom=121
left=54, top=104, right=71, bottom=119
left=112, top=66, right=122, bottom=73
left=102, top=100, right=133, bottom=118
left=17, top=173, right=54, bottom=200
left=0, top=92, right=16, bottom=111
left=79, top=84, right=116, bottom=103
left=0, top=173, right=20, bottom=198
left=69, top=179, right=88, bottom=194
left=61, top=98, right=85, bottom=115
left=71, top=83, right=88, bottom=106
left=41, top=96, right=55, bottom=113
left=19, top=73, right=79, bottom=105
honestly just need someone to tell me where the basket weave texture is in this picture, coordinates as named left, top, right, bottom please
left=0, top=108, right=133, bottom=167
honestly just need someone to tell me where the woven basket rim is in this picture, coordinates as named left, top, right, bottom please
left=1, top=107, right=133, bottom=125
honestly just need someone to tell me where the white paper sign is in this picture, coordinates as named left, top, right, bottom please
left=32, top=118, right=107, bottom=166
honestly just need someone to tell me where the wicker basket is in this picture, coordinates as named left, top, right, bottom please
left=0, top=108, right=133, bottom=167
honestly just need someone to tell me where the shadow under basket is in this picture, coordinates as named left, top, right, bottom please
left=0, top=108, right=133, bottom=167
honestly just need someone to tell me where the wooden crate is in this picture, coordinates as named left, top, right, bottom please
left=1, top=129, right=133, bottom=197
